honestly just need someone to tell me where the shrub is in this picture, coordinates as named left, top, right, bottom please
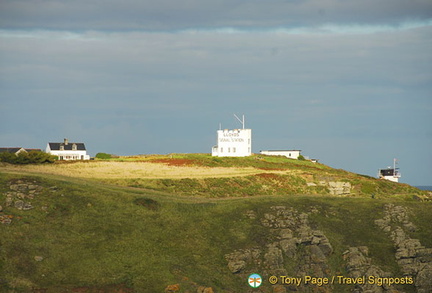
left=95, top=153, right=113, bottom=159
left=0, top=152, right=17, bottom=163
left=0, top=151, right=56, bottom=164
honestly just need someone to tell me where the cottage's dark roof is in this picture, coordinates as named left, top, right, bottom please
left=25, top=148, right=42, bottom=152
left=0, top=148, right=41, bottom=153
left=48, top=142, right=86, bottom=151
left=0, top=147, right=22, bottom=153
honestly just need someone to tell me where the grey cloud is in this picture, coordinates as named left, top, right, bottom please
left=1, top=18, right=431, bottom=184
left=1, top=0, right=432, bottom=31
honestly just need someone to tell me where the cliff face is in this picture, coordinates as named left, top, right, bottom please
left=225, top=204, right=432, bottom=293
left=1, top=165, right=431, bottom=293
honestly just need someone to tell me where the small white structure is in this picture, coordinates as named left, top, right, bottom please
left=260, top=150, right=302, bottom=159
left=212, top=115, right=252, bottom=157
left=46, top=138, right=90, bottom=160
left=378, top=158, right=401, bottom=183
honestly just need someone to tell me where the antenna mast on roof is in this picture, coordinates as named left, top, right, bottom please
left=234, top=114, right=245, bottom=129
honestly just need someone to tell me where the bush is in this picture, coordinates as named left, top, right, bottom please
left=95, top=153, right=113, bottom=159
left=0, top=151, right=56, bottom=164
left=298, top=155, right=306, bottom=161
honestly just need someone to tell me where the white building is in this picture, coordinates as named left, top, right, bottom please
left=260, top=150, right=302, bottom=159
left=46, top=138, right=90, bottom=160
left=212, top=115, right=252, bottom=157
left=378, top=159, right=401, bottom=183
left=212, top=128, right=252, bottom=157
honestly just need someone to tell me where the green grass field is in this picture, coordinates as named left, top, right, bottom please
left=1, top=155, right=431, bottom=292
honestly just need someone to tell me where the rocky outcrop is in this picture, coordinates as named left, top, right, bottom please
left=307, top=181, right=352, bottom=195
left=375, top=204, right=432, bottom=293
left=4, top=179, right=43, bottom=210
left=1, top=179, right=45, bottom=224
left=225, top=248, right=261, bottom=274
left=225, top=206, right=333, bottom=292
left=343, top=246, right=396, bottom=292
left=327, top=181, right=351, bottom=196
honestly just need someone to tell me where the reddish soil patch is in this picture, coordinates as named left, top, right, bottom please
left=256, top=173, right=282, bottom=179
left=150, top=158, right=196, bottom=167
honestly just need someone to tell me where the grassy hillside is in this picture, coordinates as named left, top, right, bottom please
left=1, top=155, right=431, bottom=292
left=2, top=154, right=427, bottom=198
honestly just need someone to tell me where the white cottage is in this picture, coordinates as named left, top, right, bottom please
left=46, top=138, right=90, bottom=160
left=260, top=150, right=302, bottom=159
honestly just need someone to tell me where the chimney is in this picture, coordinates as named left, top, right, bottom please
left=64, top=138, right=69, bottom=145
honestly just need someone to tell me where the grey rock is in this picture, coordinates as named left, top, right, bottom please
left=416, top=263, right=432, bottom=293
left=34, top=256, right=44, bottom=262
left=225, top=248, right=261, bottom=274
left=328, top=181, right=351, bottom=195
left=227, top=260, right=246, bottom=273
left=279, top=238, right=298, bottom=258
left=0, top=215, right=12, bottom=225
left=264, top=243, right=284, bottom=270
left=318, top=241, right=333, bottom=257
left=5, top=197, right=13, bottom=207
left=308, top=245, right=326, bottom=264
left=278, top=228, right=293, bottom=239
left=13, top=200, right=33, bottom=211
left=22, top=202, right=33, bottom=210
left=14, top=200, right=24, bottom=210
left=244, top=210, right=256, bottom=219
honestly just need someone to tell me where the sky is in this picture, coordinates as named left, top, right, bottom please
left=0, top=0, right=431, bottom=186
